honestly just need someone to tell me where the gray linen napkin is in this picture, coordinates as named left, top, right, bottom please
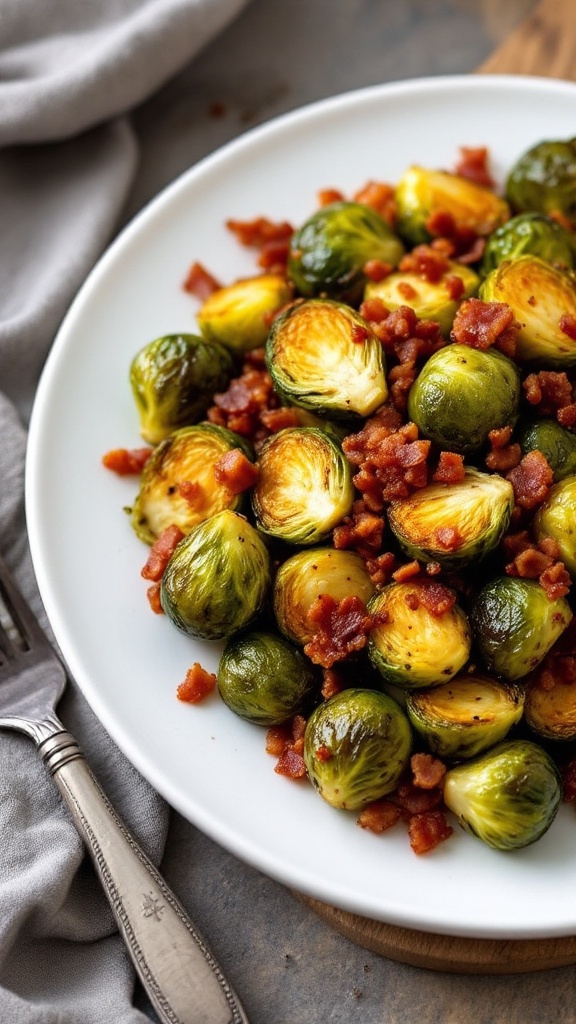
left=0, top=2, right=250, bottom=1021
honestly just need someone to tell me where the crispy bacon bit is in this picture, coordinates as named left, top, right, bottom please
left=226, top=216, right=294, bottom=250
left=364, top=551, right=398, bottom=587
left=540, top=561, right=572, bottom=601
left=351, top=323, right=370, bottom=344
left=451, top=297, right=519, bottom=355
left=207, top=355, right=280, bottom=446
left=182, top=261, right=222, bottom=299
left=304, top=594, right=374, bottom=668
left=363, top=259, right=393, bottom=282
left=506, top=450, right=553, bottom=510
left=560, top=314, right=576, bottom=340
left=146, top=582, right=163, bottom=614
left=406, top=579, right=457, bottom=616
left=343, top=415, right=431, bottom=509
left=321, top=667, right=345, bottom=699
left=453, top=146, right=494, bottom=188
left=432, top=450, right=465, bottom=484
left=318, top=188, right=345, bottom=206
left=333, top=500, right=385, bottom=559
left=411, top=752, right=447, bottom=790
left=504, top=531, right=571, bottom=599
left=392, top=560, right=421, bottom=583
left=259, top=406, right=300, bottom=432
left=141, top=525, right=185, bottom=582
left=258, top=239, right=291, bottom=273
left=176, top=663, right=217, bottom=704
left=357, top=800, right=401, bottom=834
left=408, top=811, right=453, bottom=854
left=485, top=433, right=522, bottom=472
left=102, top=447, right=152, bottom=475
left=425, top=211, right=485, bottom=264
left=353, top=180, right=397, bottom=224
left=315, top=745, right=332, bottom=762
left=399, top=244, right=449, bottom=284
left=213, top=448, right=259, bottom=493
left=397, top=782, right=443, bottom=817
left=269, top=715, right=308, bottom=779
left=274, top=747, right=307, bottom=779
left=523, top=370, right=574, bottom=425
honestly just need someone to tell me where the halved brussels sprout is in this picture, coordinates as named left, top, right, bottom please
left=479, top=255, right=576, bottom=366
left=129, top=333, right=235, bottom=445
left=407, top=343, right=521, bottom=453
left=524, top=673, right=576, bottom=743
left=287, top=201, right=405, bottom=303
left=365, top=261, right=479, bottom=337
left=367, top=581, right=471, bottom=690
left=505, top=138, right=576, bottom=223
left=251, top=427, right=354, bottom=545
left=480, top=212, right=576, bottom=277
left=533, top=474, right=576, bottom=577
left=196, top=273, right=292, bottom=353
left=130, top=423, right=254, bottom=545
left=303, top=688, right=412, bottom=810
left=217, top=629, right=317, bottom=725
left=443, top=739, right=562, bottom=850
left=266, top=299, right=388, bottom=420
left=160, top=509, right=271, bottom=641
left=395, top=165, right=510, bottom=246
left=470, top=576, right=572, bottom=682
left=519, top=419, right=576, bottom=482
left=406, top=673, right=525, bottom=760
left=273, top=547, right=376, bottom=646
left=387, top=467, right=514, bottom=571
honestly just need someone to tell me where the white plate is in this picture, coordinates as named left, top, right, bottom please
left=26, top=75, right=576, bottom=940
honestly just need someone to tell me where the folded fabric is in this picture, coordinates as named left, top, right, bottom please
left=0, top=1, right=250, bottom=1021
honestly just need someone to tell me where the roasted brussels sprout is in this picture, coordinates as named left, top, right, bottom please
left=161, top=510, right=271, bottom=641
left=287, top=201, right=404, bottom=303
left=470, top=576, right=572, bottom=682
left=251, top=427, right=354, bottom=545
left=479, top=255, right=576, bottom=366
left=519, top=419, right=576, bottom=482
left=130, top=423, right=254, bottom=545
left=480, top=212, right=576, bottom=277
left=533, top=475, right=576, bottom=577
left=406, top=673, right=525, bottom=761
left=273, top=547, right=376, bottom=646
left=505, top=138, right=576, bottom=223
left=266, top=299, right=388, bottom=420
left=129, top=333, right=235, bottom=444
left=303, top=688, right=412, bottom=810
left=394, top=165, right=510, bottom=246
left=217, top=630, right=317, bottom=725
left=407, top=343, right=521, bottom=453
left=387, top=467, right=514, bottom=571
left=367, top=581, right=471, bottom=690
left=196, top=273, right=292, bottom=353
left=443, top=739, right=562, bottom=850
left=524, top=672, right=576, bottom=743
left=364, top=261, right=479, bottom=337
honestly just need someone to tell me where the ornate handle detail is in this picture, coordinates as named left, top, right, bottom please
left=37, top=728, right=249, bottom=1024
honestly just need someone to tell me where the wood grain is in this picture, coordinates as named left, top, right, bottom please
left=476, top=0, right=576, bottom=78
left=299, top=0, right=576, bottom=973
left=296, top=895, right=576, bottom=974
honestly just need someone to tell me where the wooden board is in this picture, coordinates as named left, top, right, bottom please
left=299, top=0, right=576, bottom=973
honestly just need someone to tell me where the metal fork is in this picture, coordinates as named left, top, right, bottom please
left=0, top=552, right=249, bottom=1024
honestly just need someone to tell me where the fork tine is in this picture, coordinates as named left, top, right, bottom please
left=0, top=553, right=47, bottom=652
